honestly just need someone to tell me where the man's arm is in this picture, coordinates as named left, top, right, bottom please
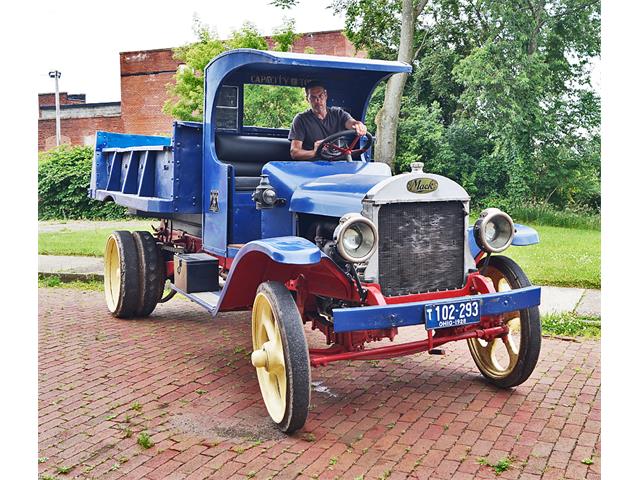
left=290, top=139, right=323, bottom=160
left=345, top=118, right=367, bottom=136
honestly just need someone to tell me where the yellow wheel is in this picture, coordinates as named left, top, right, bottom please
left=468, top=256, right=541, bottom=388
left=251, top=281, right=310, bottom=433
left=104, top=231, right=140, bottom=318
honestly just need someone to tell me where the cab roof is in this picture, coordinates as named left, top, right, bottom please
left=204, top=49, right=412, bottom=127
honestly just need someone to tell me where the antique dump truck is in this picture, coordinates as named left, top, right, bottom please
left=90, top=49, right=542, bottom=433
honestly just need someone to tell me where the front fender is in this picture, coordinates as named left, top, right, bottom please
left=467, top=223, right=540, bottom=258
left=215, top=236, right=359, bottom=313
left=235, top=236, right=323, bottom=264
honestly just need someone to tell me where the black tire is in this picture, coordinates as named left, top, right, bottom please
left=467, top=255, right=542, bottom=388
left=104, top=231, right=141, bottom=318
left=252, top=281, right=311, bottom=433
left=132, top=231, right=164, bottom=317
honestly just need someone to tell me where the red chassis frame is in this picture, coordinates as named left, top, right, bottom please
left=156, top=225, right=506, bottom=368
left=301, top=272, right=505, bottom=367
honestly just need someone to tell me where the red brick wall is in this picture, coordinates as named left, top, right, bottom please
left=266, top=30, right=365, bottom=57
left=120, top=49, right=180, bottom=136
left=38, top=93, right=86, bottom=109
left=38, top=116, right=124, bottom=152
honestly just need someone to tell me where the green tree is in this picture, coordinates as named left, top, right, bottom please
left=273, top=0, right=600, bottom=210
left=244, top=85, right=307, bottom=128
left=448, top=1, right=600, bottom=207
left=163, top=18, right=301, bottom=123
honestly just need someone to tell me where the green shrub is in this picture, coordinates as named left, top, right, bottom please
left=38, top=145, right=127, bottom=220
left=509, top=203, right=600, bottom=231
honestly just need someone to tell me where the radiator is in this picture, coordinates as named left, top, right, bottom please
left=377, top=201, right=466, bottom=296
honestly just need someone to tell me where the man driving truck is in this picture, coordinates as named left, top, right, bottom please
left=288, top=81, right=367, bottom=160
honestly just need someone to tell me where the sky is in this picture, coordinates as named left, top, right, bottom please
left=34, top=0, right=345, bottom=103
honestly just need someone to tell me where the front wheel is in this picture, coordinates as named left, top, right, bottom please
left=467, top=255, right=541, bottom=388
left=251, top=281, right=310, bottom=433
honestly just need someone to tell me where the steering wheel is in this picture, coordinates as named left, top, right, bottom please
left=316, top=130, right=373, bottom=161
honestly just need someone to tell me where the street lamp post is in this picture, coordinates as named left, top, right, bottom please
left=48, top=70, right=62, bottom=147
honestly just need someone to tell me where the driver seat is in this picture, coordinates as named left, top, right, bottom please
left=215, top=134, right=292, bottom=191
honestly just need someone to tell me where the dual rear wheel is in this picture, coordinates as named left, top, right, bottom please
left=104, top=230, right=165, bottom=318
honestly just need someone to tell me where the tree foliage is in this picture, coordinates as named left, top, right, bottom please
left=338, top=0, right=601, bottom=211
left=244, top=85, right=308, bottom=129
left=163, top=18, right=301, bottom=123
left=38, top=146, right=127, bottom=220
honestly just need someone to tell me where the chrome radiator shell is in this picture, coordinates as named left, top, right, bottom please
left=362, top=173, right=476, bottom=296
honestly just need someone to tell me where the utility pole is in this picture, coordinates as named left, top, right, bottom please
left=48, top=70, right=62, bottom=146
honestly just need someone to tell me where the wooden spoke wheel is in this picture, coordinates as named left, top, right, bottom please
left=104, top=231, right=141, bottom=318
left=467, top=255, right=541, bottom=388
left=251, top=281, right=310, bottom=433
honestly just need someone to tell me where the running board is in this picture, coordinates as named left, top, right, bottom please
left=170, top=284, right=220, bottom=313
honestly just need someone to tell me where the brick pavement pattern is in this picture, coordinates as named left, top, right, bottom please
left=39, top=289, right=600, bottom=479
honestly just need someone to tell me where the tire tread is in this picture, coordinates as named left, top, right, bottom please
left=132, top=231, right=164, bottom=317
left=107, top=231, right=141, bottom=318
left=256, top=281, right=311, bottom=433
left=472, top=255, right=542, bottom=388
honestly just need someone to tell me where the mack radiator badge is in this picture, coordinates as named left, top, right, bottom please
left=406, top=177, right=438, bottom=194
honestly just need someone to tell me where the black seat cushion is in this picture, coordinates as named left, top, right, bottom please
left=215, top=134, right=292, bottom=177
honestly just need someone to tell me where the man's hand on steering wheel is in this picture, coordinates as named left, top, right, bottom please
left=353, top=121, right=367, bottom=136
left=315, top=129, right=373, bottom=161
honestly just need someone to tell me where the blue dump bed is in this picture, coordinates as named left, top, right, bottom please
left=89, top=121, right=203, bottom=214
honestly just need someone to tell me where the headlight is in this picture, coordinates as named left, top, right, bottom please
left=473, top=208, right=515, bottom=253
left=333, top=213, right=378, bottom=263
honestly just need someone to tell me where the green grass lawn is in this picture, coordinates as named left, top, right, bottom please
left=506, top=224, right=600, bottom=289
left=38, top=225, right=153, bottom=257
left=38, top=220, right=600, bottom=288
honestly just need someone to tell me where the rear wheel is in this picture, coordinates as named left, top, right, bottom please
left=104, top=231, right=140, bottom=318
left=251, top=281, right=310, bottom=433
left=132, top=231, right=164, bottom=317
left=467, top=255, right=541, bottom=388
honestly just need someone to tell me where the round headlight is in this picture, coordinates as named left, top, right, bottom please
left=334, top=213, right=378, bottom=263
left=473, top=208, right=515, bottom=253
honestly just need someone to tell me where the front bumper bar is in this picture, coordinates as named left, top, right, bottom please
left=332, top=286, right=541, bottom=333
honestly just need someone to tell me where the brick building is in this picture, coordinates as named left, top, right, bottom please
left=38, top=30, right=362, bottom=151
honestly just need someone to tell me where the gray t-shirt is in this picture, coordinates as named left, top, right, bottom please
left=288, top=107, right=354, bottom=151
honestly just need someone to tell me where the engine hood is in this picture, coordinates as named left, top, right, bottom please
left=290, top=173, right=390, bottom=216
left=262, top=160, right=391, bottom=217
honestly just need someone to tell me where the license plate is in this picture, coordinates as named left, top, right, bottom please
left=424, top=298, right=481, bottom=329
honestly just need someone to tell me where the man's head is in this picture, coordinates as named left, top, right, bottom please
left=305, top=81, right=327, bottom=115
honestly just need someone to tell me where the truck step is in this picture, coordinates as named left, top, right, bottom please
left=170, top=285, right=220, bottom=313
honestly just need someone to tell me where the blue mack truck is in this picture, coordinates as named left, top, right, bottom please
left=90, top=49, right=542, bottom=433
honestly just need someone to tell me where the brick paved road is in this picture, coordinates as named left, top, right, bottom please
left=39, top=289, right=600, bottom=480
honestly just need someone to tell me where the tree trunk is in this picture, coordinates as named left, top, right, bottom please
left=374, top=0, right=417, bottom=169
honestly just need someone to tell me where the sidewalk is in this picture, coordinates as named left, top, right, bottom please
left=38, top=254, right=601, bottom=316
